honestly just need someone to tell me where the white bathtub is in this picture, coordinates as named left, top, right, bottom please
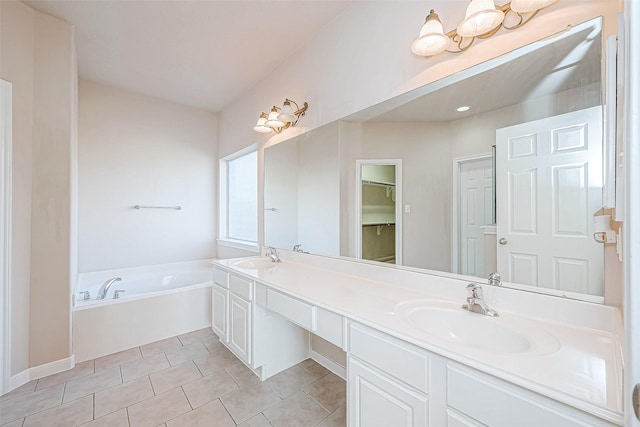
left=73, top=260, right=213, bottom=362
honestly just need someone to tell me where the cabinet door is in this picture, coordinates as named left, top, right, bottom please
left=349, top=357, right=428, bottom=427
left=229, top=293, right=252, bottom=365
left=212, top=284, right=228, bottom=342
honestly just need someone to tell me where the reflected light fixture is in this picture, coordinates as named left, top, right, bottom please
left=253, top=98, right=308, bottom=134
left=411, top=0, right=559, bottom=57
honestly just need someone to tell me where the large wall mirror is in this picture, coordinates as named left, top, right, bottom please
left=265, top=17, right=612, bottom=302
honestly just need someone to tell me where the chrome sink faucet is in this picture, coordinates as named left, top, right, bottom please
left=266, top=246, right=282, bottom=263
left=462, top=283, right=499, bottom=317
left=488, top=272, right=502, bottom=287
left=96, top=277, right=122, bottom=300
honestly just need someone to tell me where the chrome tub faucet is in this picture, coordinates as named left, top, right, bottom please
left=462, top=283, right=499, bottom=317
left=96, top=277, right=122, bottom=300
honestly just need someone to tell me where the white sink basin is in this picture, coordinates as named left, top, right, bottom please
left=395, top=299, right=559, bottom=355
left=233, top=257, right=278, bottom=270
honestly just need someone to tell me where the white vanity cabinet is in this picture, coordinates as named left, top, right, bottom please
left=211, top=268, right=229, bottom=342
left=347, top=321, right=618, bottom=427
left=227, top=274, right=253, bottom=365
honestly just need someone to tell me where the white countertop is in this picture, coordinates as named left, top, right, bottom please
left=214, top=253, right=624, bottom=424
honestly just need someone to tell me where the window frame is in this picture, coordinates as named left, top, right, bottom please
left=218, top=145, right=259, bottom=253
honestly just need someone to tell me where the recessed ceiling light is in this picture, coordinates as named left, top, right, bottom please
left=456, top=105, right=471, bottom=112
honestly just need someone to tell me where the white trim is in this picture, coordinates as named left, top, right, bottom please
left=8, top=355, right=75, bottom=392
left=603, top=35, right=617, bottom=208
left=451, top=153, right=492, bottom=274
left=355, top=160, right=403, bottom=265
left=1, top=80, right=12, bottom=396
left=623, top=2, right=640, bottom=425
left=216, top=238, right=260, bottom=253
left=309, top=349, right=346, bottom=381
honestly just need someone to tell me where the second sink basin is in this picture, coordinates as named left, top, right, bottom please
left=233, top=257, right=278, bottom=270
left=395, top=299, right=559, bottom=355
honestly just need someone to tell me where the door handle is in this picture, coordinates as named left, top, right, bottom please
left=499, top=238, right=508, bottom=245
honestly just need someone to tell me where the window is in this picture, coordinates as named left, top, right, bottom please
left=219, top=147, right=258, bottom=250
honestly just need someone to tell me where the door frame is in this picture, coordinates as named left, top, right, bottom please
left=1, top=79, right=13, bottom=395
left=451, top=152, right=493, bottom=274
left=355, top=159, right=403, bottom=265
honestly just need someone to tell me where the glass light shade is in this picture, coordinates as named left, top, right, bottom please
left=253, top=113, right=272, bottom=133
left=510, top=0, right=558, bottom=13
left=411, top=9, right=450, bottom=56
left=265, top=107, right=285, bottom=128
left=277, top=101, right=297, bottom=123
left=456, top=0, right=504, bottom=38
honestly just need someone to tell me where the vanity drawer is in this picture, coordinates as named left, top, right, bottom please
left=315, top=307, right=344, bottom=349
left=349, top=322, right=429, bottom=394
left=447, top=366, right=604, bottom=427
left=266, top=289, right=316, bottom=331
left=229, top=274, right=253, bottom=300
left=213, top=268, right=228, bottom=288
left=349, top=323, right=429, bottom=393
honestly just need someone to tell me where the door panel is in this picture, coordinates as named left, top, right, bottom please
left=496, top=107, right=603, bottom=295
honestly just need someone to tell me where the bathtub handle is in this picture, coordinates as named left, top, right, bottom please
left=114, top=290, right=126, bottom=299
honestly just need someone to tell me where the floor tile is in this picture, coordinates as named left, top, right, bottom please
left=1, top=418, right=25, bottom=427
left=192, top=352, right=236, bottom=377
left=63, top=367, right=122, bottom=403
left=121, top=352, right=170, bottom=382
left=127, top=387, right=191, bottom=427
left=79, top=408, right=129, bottom=427
left=201, top=335, right=225, bottom=354
left=95, top=347, right=142, bottom=372
left=303, top=373, right=346, bottom=413
left=0, top=380, right=37, bottom=402
left=265, top=365, right=321, bottom=399
left=225, top=362, right=262, bottom=388
left=298, top=359, right=331, bottom=378
left=164, top=342, right=209, bottom=367
left=140, top=337, right=182, bottom=358
left=149, top=361, right=201, bottom=395
left=36, top=360, right=95, bottom=391
left=220, top=383, right=281, bottom=425
left=263, top=391, right=330, bottom=427
left=177, top=328, right=214, bottom=346
left=182, top=371, right=238, bottom=409
left=22, top=394, right=93, bottom=427
left=95, top=376, right=154, bottom=418
left=0, top=383, right=64, bottom=424
left=316, top=405, right=346, bottom=427
left=237, top=413, right=272, bottom=427
left=166, top=399, right=234, bottom=427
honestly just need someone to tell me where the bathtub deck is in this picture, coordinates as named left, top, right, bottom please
left=0, top=328, right=346, bottom=426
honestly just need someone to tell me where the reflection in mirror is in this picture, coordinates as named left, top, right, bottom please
left=264, top=17, right=608, bottom=301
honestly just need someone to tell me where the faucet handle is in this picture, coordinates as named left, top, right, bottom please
left=466, top=282, right=483, bottom=298
left=79, top=290, right=90, bottom=300
left=113, top=290, right=125, bottom=299
left=488, top=272, right=502, bottom=286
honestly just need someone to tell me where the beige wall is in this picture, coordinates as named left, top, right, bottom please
left=0, top=0, right=77, bottom=373
left=78, top=81, right=218, bottom=272
left=1, top=0, right=35, bottom=376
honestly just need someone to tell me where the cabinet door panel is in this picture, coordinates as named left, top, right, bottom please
left=212, top=284, right=228, bottom=342
left=349, top=358, right=428, bottom=427
left=229, top=293, right=252, bottom=365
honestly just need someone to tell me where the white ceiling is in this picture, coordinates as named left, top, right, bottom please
left=25, top=0, right=354, bottom=112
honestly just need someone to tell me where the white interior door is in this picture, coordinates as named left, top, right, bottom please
left=496, top=106, right=603, bottom=296
left=458, top=158, right=493, bottom=277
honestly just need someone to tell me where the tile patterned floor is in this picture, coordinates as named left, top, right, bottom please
left=0, top=328, right=346, bottom=427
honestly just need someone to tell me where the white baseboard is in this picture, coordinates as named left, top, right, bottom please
left=8, top=355, right=75, bottom=391
left=310, top=349, right=346, bottom=380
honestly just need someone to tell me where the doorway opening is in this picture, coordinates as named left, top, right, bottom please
left=355, top=160, right=402, bottom=265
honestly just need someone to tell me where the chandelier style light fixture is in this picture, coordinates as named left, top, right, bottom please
left=411, top=0, right=559, bottom=57
left=253, top=99, right=309, bottom=134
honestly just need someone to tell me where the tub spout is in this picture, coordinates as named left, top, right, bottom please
left=96, top=277, right=122, bottom=300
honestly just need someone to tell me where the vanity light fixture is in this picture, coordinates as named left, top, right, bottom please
left=253, top=99, right=309, bottom=134
left=411, top=0, right=559, bottom=57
